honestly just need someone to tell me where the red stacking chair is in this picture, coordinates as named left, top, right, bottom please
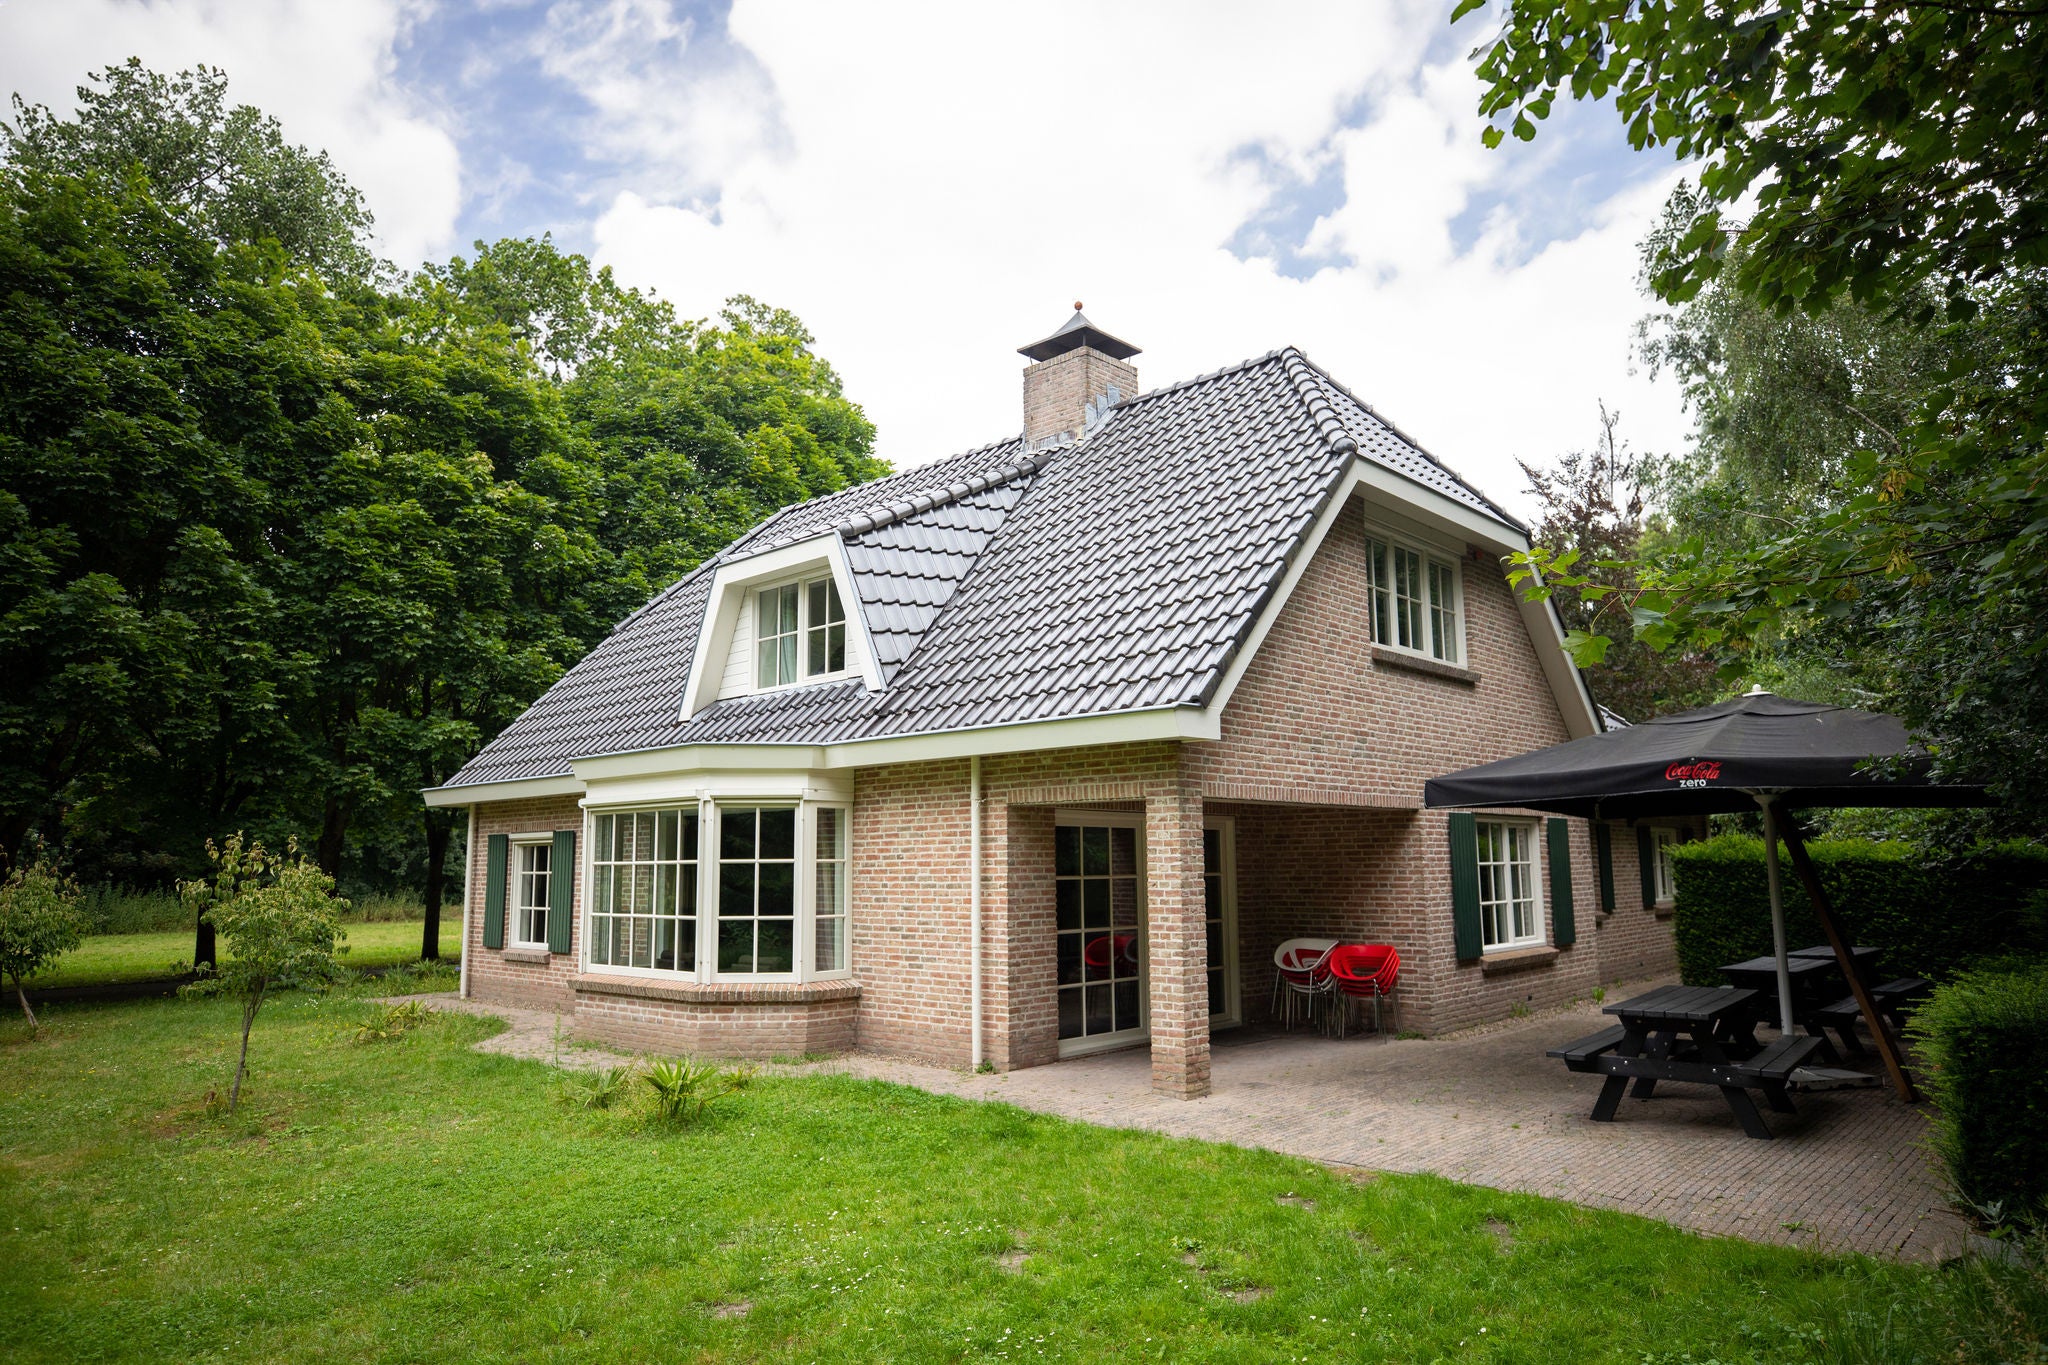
left=1328, top=943, right=1401, bottom=1038
left=1083, top=933, right=1140, bottom=976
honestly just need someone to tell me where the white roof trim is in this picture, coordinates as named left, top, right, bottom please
left=421, top=772, right=585, bottom=809
left=680, top=533, right=883, bottom=719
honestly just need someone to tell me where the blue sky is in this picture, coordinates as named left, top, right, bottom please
left=0, top=0, right=1694, bottom=511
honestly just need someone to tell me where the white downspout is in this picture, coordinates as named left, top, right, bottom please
left=970, top=754, right=984, bottom=1070
left=459, top=805, right=476, bottom=1000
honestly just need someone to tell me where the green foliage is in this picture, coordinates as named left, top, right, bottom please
left=1464, top=8, right=2048, bottom=831
left=179, top=834, right=345, bottom=1111
left=0, top=115, right=881, bottom=898
left=560, top=1064, right=630, bottom=1111
left=0, top=859, right=83, bottom=1028
left=2, top=59, right=377, bottom=278
left=642, top=1057, right=750, bottom=1127
left=1909, top=963, right=2048, bottom=1231
left=1669, top=835, right=2048, bottom=987
left=352, top=999, right=432, bottom=1043
left=1456, top=2, right=2046, bottom=319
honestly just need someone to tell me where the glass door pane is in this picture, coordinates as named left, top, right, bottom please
left=1056, top=822, right=1144, bottom=1046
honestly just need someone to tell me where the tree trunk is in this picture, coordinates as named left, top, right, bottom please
left=12, top=976, right=35, bottom=1032
left=193, top=906, right=217, bottom=971
left=421, top=812, right=450, bottom=962
left=317, top=796, right=349, bottom=881
left=228, top=979, right=264, bottom=1114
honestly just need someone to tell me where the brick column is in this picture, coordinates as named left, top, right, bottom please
left=1145, top=781, right=1210, bottom=1099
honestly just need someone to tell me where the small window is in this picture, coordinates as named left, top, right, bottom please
left=513, top=840, right=551, bottom=948
left=1652, top=827, right=1680, bottom=905
left=1367, top=531, right=1461, bottom=664
left=1477, top=819, right=1544, bottom=950
left=756, top=576, right=848, bottom=689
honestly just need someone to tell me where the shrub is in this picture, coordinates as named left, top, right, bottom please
left=1671, top=836, right=2048, bottom=986
left=0, top=860, right=85, bottom=1031
left=561, top=1065, right=629, bottom=1110
left=1909, top=962, right=2048, bottom=1232
left=643, top=1059, right=752, bottom=1126
left=354, top=999, right=432, bottom=1043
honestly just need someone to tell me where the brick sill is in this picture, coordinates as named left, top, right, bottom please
left=1480, top=945, right=1560, bottom=974
left=1371, top=647, right=1479, bottom=686
left=571, top=973, right=861, bottom=1006
left=501, top=947, right=552, bottom=966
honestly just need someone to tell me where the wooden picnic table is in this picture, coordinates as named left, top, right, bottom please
left=1547, top=984, right=1826, bottom=1139
left=1719, top=953, right=1849, bottom=1030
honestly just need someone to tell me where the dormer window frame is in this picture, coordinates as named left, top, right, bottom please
left=1362, top=516, right=1466, bottom=666
left=681, top=533, right=883, bottom=720
left=754, top=574, right=850, bottom=691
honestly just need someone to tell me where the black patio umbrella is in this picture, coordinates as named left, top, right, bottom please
left=1424, top=688, right=1990, bottom=1102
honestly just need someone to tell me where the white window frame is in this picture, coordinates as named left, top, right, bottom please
left=578, top=798, right=853, bottom=985
left=1053, top=809, right=1149, bottom=1060
left=1652, top=827, right=1680, bottom=906
left=1365, top=526, right=1465, bottom=665
left=1204, top=815, right=1240, bottom=1028
left=508, top=833, right=553, bottom=949
left=1476, top=817, right=1546, bottom=953
left=754, top=575, right=850, bottom=691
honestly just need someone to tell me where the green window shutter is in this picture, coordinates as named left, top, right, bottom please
left=1547, top=818, right=1576, bottom=947
left=483, top=833, right=508, bottom=950
left=1637, top=825, right=1657, bottom=909
left=1594, top=824, right=1616, bottom=913
left=547, top=829, right=577, bottom=955
left=1449, top=812, right=1482, bottom=962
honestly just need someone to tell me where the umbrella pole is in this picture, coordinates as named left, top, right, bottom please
left=1757, top=796, right=1797, bottom=1035
left=1776, top=815, right=1920, bottom=1104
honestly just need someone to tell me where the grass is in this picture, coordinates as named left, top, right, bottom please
left=1, top=992, right=2041, bottom=1362
left=20, top=919, right=461, bottom=990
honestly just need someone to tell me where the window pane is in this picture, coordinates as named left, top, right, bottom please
left=655, top=917, right=678, bottom=971
left=816, top=806, right=846, bottom=861
left=778, top=635, right=797, bottom=685
left=758, top=863, right=794, bottom=916
left=595, top=814, right=614, bottom=860
left=718, top=918, right=753, bottom=973
left=658, top=810, right=678, bottom=860
left=808, top=580, right=829, bottom=630
left=760, top=808, right=796, bottom=860
left=1114, top=980, right=1140, bottom=1032
left=756, top=919, right=794, bottom=973
left=590, top=915, right=612, bottom=964
left=814, top=916, right=842, bottom=973
left=1055, top=880, right=1080, bottom=930
left=722, top=809, right=756, bottom=860
left=681, top=812, right=699, bottom=861
left=1057, top=934, right=1082, bottom=984
left=1058, top=989, right=1083, bottom=1040
left=1086, top=984, right=1113, bottom=1034
left=720, top=862, right=756, bottom=915
left=825, top=623, right=845, bottom=673
left=1083, top=879, right=1109, bottom=928
left=757, top=637, right=780, bottom=689
left=808, top=623, right=827, bottom=676
left=778, top=584, right=799, bottom=632
left=1082, top=826, right=1109, bottom=876
left=1055, top=826, right=1080, bottom=877
left=1109, top=826, right=1135, bottom=876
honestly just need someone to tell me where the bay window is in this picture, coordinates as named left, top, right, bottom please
left=584, top=801, right=850, bottom=982
left=1366, top=531, right=1461, bottom=664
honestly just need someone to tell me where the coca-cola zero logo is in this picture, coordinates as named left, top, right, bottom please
left=1665, top=760, right=1722, bottom=788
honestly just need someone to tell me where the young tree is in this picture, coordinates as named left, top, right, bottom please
left=1518, top=406, right=1721, bottom=722
left=0, top=860, right=83, bottom=1031
left=181, top=835, right=344, bottom=1113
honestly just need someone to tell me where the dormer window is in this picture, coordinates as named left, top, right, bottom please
left=757, top=577, right=846, bottom=688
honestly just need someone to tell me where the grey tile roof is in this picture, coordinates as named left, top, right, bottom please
left=440, top=347, right=1520, bottom=790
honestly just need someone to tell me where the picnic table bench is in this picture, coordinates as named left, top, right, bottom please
left=1548, top=984, right=1827, bottom=1139
left=1812, top=977, right=1932, bottom=1057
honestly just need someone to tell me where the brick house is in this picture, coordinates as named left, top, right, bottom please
left=425, top=311, right=1686, bottom=1099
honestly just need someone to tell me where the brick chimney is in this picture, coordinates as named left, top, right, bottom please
left=1018, top=305, right=1140, bottom=448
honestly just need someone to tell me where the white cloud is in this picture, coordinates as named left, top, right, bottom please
left=0, top=0, right=462, bottom=266
left=575, top=0, right=1690, bottom=516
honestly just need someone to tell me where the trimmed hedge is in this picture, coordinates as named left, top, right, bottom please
left=1909, top=962, right=2048, bottom=1229
left=1671, top=835, right=2048, bottom=986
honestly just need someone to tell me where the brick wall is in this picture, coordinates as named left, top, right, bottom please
left=464, top=795, right=585, bottom=1013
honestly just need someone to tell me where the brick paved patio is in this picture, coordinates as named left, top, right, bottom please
left=410, top=980, right=1965, bottom=1261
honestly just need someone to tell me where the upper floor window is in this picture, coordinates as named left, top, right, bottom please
left=757, top=577, right=847, bottom=688
left=1366, top=533, right=1461, bottom=664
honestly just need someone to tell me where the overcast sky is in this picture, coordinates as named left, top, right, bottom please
left=0, top=0, right=1696, bottom=516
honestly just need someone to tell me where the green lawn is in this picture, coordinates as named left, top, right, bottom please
left=22, top=919, right=461, bottom=989
left=0, top=992, right=2036, bottom=1364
